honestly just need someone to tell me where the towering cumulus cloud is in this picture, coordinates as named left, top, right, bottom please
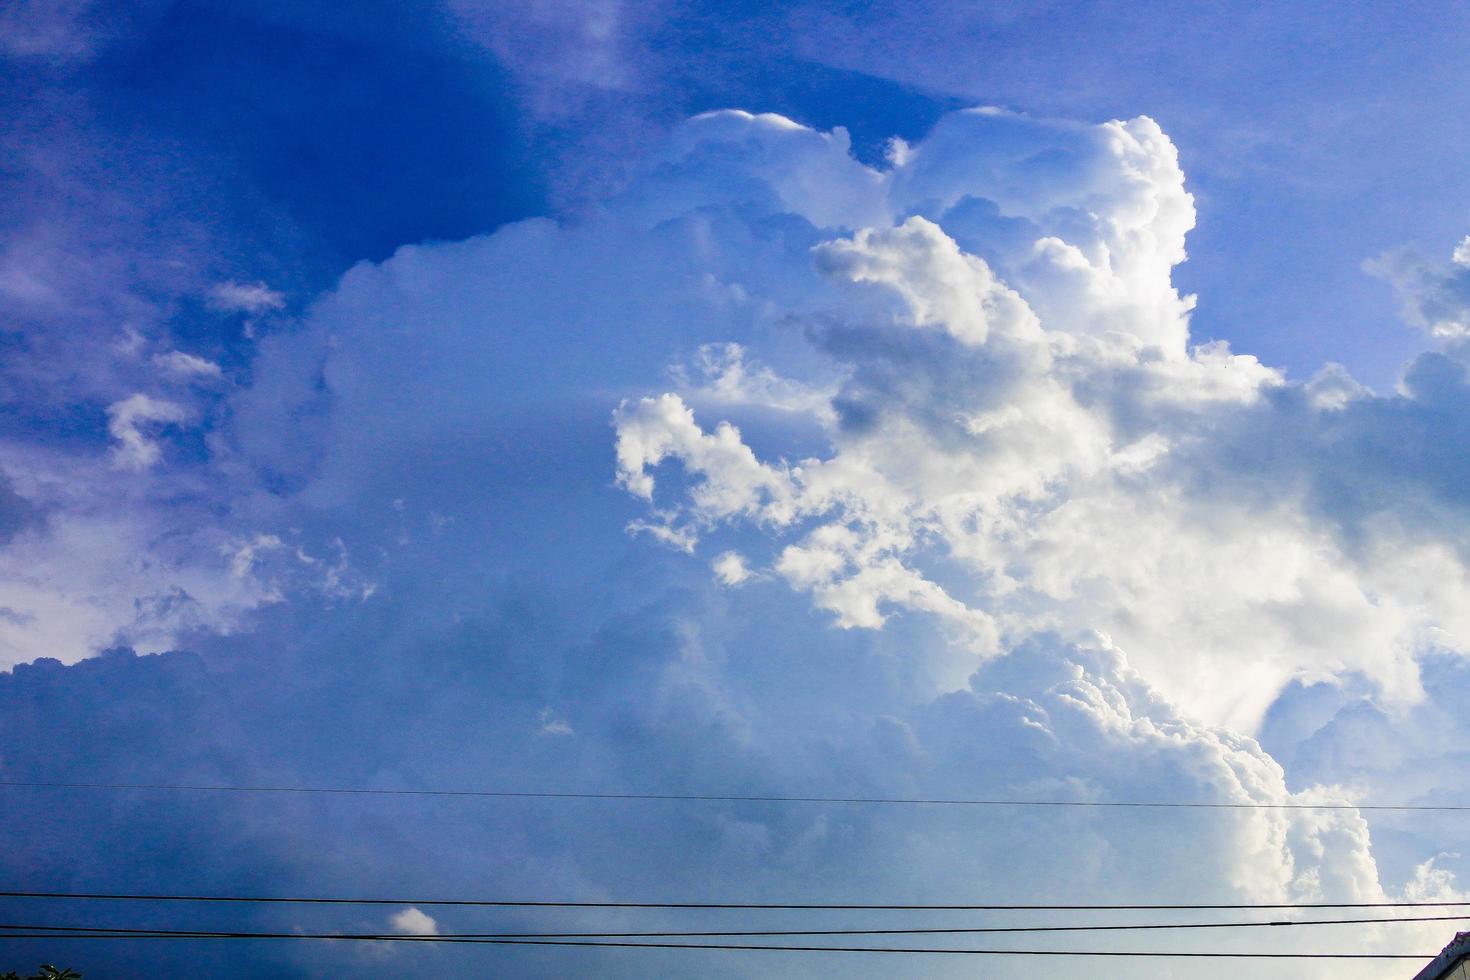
left=612, top=108, right=1465, bottom=737
left=7, top=106, right=1470, bottom=977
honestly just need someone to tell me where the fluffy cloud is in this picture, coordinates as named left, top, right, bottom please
left=231, top=106, right=1470, bottom=893
left=6, top=104, right=1470, bottom=978
left=613, top=110, right=1470, bottom=738
left=105, top=393, right=189, bottom=470
left=711, top=550, right=752, bottom=585
left=1368, top=236, right=1470, bottom=338
left=0, top=435, right=342, bottom=669
left=0, top=430, right=365, bottom=668
left=387, top=906, right=438, bottom=936
left=153, top=350, right=224, bottom=381
left=207, top=280, right=286, bottom=316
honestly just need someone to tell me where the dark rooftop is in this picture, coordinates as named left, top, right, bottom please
left=1413, top=932, right=1470, bottom=980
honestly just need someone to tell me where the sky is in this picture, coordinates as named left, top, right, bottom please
left=3, top=2, right=1470, bottom=977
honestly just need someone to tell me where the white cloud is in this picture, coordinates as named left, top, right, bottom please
left=928, top=634, right=1387, bottom=905
left=35, top=104, right=1466, bottom=974
left=229, top=534, right=284, bottom=580
left=153, top=350, right=223, bottom=381
left=0, top=447, right=360, bottom=668
left=538, top=706, right=574, bottom=736
left=890, top=110, right=1198, bottom=350
left=670, top=343, right=837, bottom=422
left=613, top=393, right=798, bottom=524
left=609, top=109, right=1470, bottom=739
left=387, top=907, right=438, bottom=936
left=664, top=110, right=891, bottom=232
left=105, top=393, right=187, bottom=470
left=207, top=280, right=285, bottom=315
left=711, top=550, right=751, bottom=585
left=0, top=497, right=280, bottom=669
left=214, top=106, right=1470, bottom=746
left=1367, top=237, right=1470, bottom=338
left=812, top=215, right=1039, bottom=346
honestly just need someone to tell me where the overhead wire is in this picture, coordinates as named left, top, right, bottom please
left=1, top=888, right=1455, bottom=967
left=0, top=928, right=1437, bottom=957
left=4, top=890, right=1470, bottom=911
left=2, top=912, right=1469, bottom=939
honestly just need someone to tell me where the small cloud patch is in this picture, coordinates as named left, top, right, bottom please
left=208, top=280, right=285, bottom=315
left=388, top=907, right=438, bottom=936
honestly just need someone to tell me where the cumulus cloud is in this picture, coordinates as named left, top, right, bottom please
left=711, top=550, right=752, bottom=585
left=670, top=343, right=837, bottom=422
left=207, top=280, right=286, bottom=315
left=1368, top=236, right=1470, bottom=338
left=613, top=393, right=798, bottom=523
left=153, top=350, right=224, bottom=381
left=10, top=103, right=1470, bottom=977
left=914, top=634, right=1386, bottom=905
left=388, top=907, right=438, bottom=936
left=105, top=392, right=188, bottom=470
left=609, top=108, right=1470, bottom=739
left=0, top=505, right=276, bottom=669
left=0, top=449, right=362, bottom=668
left=813, top=215, right=1040, bottom=346
left=227, top=99, right=1470, bottom=770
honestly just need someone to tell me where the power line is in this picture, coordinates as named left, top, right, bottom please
left=2, top=912, right=1469, bottom=939
left=0, top=927, right=1436, bottom=958
left=4, top=890, right=1469, bottom=911
left=0, top=778, right=1459, bottom=811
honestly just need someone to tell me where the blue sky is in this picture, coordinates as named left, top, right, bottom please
left=4, top=2, right=1470, bottom=977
